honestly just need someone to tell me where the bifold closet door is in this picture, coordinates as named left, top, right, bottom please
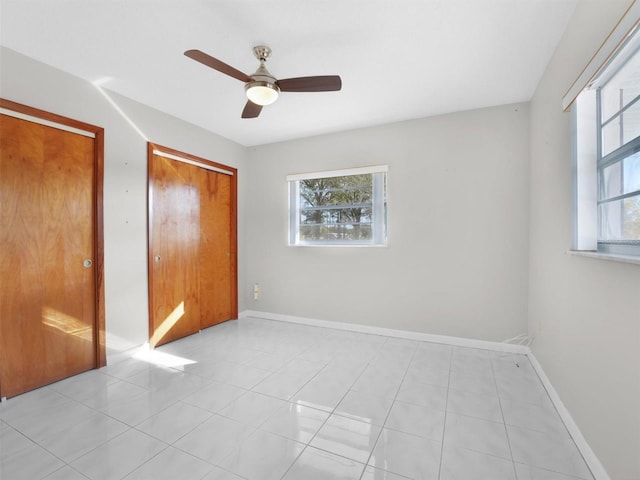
left=199, top=169, right=236, bottom=329
left=148, top=144, right=237, bottom=347
left=0, top=101, right=104, bottom=398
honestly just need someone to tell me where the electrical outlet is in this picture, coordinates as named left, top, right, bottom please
left=253, top=283, right=260, bottom=300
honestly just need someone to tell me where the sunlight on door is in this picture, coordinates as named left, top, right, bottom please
left=41, top=306, right=93, bottom=342
left=150, top=301, right=185, bottom=347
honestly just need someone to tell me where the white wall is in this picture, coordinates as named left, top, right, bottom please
left=0, top=47, right=248, bottom=356
left=528, top=1, right=640, bottom=478
left=245, top=103, right=530, bottom=341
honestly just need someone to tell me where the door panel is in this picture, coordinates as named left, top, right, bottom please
left=148, top=144, right=237, bottom=347
left=149, top=156, right=201, bottom=347
left=200, top=170, right=235, bottom=328
left=0, top=113, right=97, bottom=398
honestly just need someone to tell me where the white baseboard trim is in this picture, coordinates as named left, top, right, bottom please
left=239, top=310, right=529, bottom=354
left=527, top=352, right=610, bottom=480
left=240, top=309, right=608, bottom=480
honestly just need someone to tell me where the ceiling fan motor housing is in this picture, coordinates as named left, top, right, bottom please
left=245, top=46, right=280, bottom=105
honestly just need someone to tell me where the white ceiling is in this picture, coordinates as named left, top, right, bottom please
left=1, top=0, right=577, bottom=146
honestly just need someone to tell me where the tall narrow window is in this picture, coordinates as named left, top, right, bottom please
left=287, top=165, right=388, bottom=246
left=596, top=46, right=640, bottom=252
left=572, top=16, right=640, bottom=257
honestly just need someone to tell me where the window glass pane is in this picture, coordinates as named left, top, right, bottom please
left=300, top=175, right=372, bottom=207
left=600, top=151, right=640, bottom=200
left=290, top=169, right=387, bottom=245
left=300, top=224, right=372, bottom=242
left=623, top=101, right=640, bottom=147
left=599, top=194, right=640, bottom=241
left=601, top=99, right=640, bottom=156
left=600, top=48, right=640, bottom=121
left=601, top=160, right=622, bottom=200
left=624, top=151, right=640, bottom=193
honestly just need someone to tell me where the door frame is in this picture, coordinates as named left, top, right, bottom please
left=147, top=142, right=238, bottom=344
left=0, top=98, right=106, bottom=375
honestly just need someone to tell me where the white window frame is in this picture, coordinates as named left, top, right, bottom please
left=570, top=4, right=640, bottom=258
left=287, top=165, right=388, bottom=247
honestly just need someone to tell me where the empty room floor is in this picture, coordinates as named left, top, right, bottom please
left=0, top=317, right=592, bottom=480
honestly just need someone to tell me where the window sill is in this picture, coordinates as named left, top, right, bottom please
left=568, top=250, right=640, bottom=265
left=289, top=243, right=388, bottom=248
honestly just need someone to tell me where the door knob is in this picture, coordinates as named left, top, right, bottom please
left=154, top=255, right=161, bottom=263
left=83, top=259, right=92, bottom=268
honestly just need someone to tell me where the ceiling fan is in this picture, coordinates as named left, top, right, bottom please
left=184, top=46, right=342, bottom=119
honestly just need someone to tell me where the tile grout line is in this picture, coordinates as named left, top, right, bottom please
left=280, top=350, right=369, bottom=480
left=271, top=340, right=370, bottom=480
left=0, top=387, right=129, bottom=476
left=356, top=339, right=420, bottom=480
left=278, top=337, right=394, bottom=480
left=489, top=352, right=519, bottom=479
left=436, top=345, right=454, bottom=480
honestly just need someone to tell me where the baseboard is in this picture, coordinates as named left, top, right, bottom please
left=239, top=309, right=529, bottom=354
left=527, top=353, right=610, bottom=480
left=240, top=309, right=609, bottom=480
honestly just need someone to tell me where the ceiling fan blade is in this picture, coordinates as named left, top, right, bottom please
left=277, top=75, right=342, bottom=92
left=241, top=100, right=263, bottom=119
left=184, top=49, right=253, bottom=83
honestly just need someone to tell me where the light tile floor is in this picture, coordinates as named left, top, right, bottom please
left=0, top=317, right=594, bottom=480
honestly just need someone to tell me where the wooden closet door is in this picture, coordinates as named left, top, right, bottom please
left=148, top=144, right=237, bottom=347
left=200, top=169, right=236, bottom=328
left=148, top=154, right=201, bottom=347
left=0, top=112, right=99, bottom=398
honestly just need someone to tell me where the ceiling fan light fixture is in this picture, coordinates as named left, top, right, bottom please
left=245, top=81, right=280, bottom=106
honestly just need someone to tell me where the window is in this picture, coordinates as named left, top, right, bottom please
left=572, top=17, right=640, bottom=257
left=287, top=165, right=388, bottom=246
